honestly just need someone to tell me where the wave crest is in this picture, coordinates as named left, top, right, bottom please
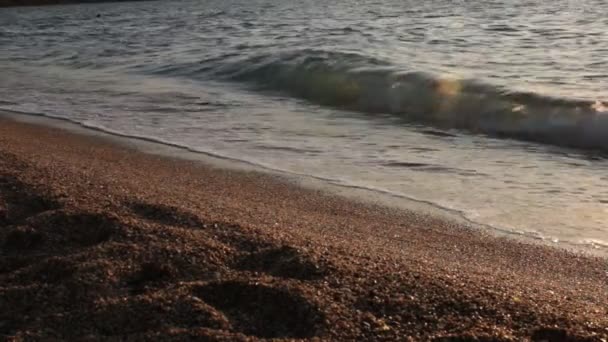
left=197, top=49, right=608, bottom=151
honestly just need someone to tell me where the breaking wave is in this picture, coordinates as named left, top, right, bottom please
left=183, top=49, right=608, bottom=152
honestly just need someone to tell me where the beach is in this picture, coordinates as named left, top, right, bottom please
left=5, top=0, right=608, bottom=257
left=0, top=114, right=606, bottom=340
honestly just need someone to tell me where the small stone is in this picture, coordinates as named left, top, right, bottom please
left=379, top=323, right=391, bottom=331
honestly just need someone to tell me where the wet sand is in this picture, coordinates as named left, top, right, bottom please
left=0, top=116, right=607, bottom=341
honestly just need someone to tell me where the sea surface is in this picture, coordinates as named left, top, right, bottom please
left=2, top=0, right=608, bottom=253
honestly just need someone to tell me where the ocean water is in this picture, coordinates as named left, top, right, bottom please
left=2, top=0, right=608, bottom=252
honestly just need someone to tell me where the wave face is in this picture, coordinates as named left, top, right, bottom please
left=188, top=50, right=608, bottom=151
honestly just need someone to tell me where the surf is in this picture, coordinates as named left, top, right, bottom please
left=175, top=49, right=608, bottom=152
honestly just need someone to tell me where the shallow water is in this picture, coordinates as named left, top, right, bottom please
left=1, top=0, right=608, bottom=251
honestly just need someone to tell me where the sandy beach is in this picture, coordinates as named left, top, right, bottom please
left=0, top=115, right=607, bottom=341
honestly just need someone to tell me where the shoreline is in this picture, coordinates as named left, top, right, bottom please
left=1, top=114, right=607, bottom=340
left=3, top=109, right=604, bottom=257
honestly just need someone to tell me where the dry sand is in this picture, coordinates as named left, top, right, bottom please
left=0, top=116, right=607, bottom=341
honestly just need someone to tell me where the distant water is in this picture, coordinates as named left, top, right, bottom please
left=2, top=0, right=608, bottom=253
